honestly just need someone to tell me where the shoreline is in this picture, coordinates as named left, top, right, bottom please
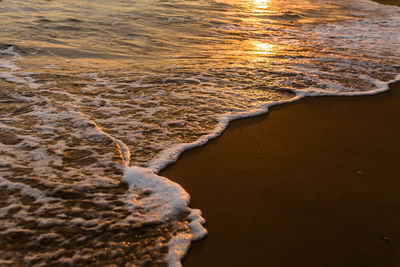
left=160, top=1, right=400, bottom=265
left=161, top=80, right=400, bottom=266
left=0, top=0, right=398, bottom=265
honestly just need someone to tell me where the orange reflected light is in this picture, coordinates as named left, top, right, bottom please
left=253, top=41, right=275, bottom=55
left=253, top=0, right=272, bottom=9
left=244, top=40, right=277, bottom=62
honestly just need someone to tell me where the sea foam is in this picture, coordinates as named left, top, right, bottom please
left=123, top=166, right=207, bottom=266
left=0, top=0, right=399, bottom=265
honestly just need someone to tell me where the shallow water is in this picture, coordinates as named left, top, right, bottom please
left=0, top=0, right=399, bottom=265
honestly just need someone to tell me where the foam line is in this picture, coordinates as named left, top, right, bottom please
left=122, top=166, right=207, bottom=267
left=148, top=74, right=400, bottom=175
left=86, top=117, right=131, bottom=166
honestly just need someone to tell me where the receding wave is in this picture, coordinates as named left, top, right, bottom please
left=0, top=0, right=399, bottom=265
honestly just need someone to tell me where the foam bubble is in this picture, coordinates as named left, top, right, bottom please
left=123, top=166, right=207, bottom=265
left=0, top=0, right=399, bottom=265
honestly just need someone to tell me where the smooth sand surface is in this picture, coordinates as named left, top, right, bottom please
left=161, top=1, right=400, bottom=265
left=161, top=80, right=400, bottom=267
left=373, top=0, right=400, bottom=5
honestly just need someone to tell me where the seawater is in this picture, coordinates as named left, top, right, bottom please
left=0, top=0, right=399, bottom=265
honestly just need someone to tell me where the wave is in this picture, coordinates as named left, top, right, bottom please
left=0, top=0, right=399, bottom=265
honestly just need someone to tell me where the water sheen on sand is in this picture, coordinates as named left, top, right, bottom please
left=0, top=0, right=399, bottom=265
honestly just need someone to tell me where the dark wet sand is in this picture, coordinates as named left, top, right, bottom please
left=161, top=1, right=400, bottom=266
left=374, top=0, right=400, bottom=5
left=161, top=80, right=400, bottom=266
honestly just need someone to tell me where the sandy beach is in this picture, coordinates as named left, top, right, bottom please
left=162, top=79, right=400, bottom=266
left=161, top=1, right=400, bottom=265
left=0, top=0, right=398, bottom=265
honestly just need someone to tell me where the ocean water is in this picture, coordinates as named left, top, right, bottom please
left=0, top=0, right=399, bottom=265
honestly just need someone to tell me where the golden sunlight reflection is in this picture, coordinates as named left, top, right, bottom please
left=252, top=41, right=276, bottom=55
left=252, top=0, right=272, bottom=9
left=216, top=0, right=275, bottom=13
left=242, top=40, right=277, bottom=62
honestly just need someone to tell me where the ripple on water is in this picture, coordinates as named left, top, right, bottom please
left=0, top=0, right=400, bottom=265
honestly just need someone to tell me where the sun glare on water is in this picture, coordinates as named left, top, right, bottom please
left=253, top=0, right=272, bottom=9
left=253, top=41, right=276, bottom=54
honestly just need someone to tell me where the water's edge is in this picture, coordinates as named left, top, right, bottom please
left=148, top=73, right=400, bottom=265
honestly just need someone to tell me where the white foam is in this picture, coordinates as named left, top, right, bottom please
left=139, top=73, right=400, bottom=265
left=0, top=0, right=399, bottom=265
left=122, top=166, right=207, bottom=265
left=0, top=71, right=41, bottom=88
left=0, top=46, right=42, bottom=89
left=0, top=177, right=49, bottom=200
left=0, top=46, right=19, bottom=56
left=148, top=94, right=304, bottom=173
left=0, top=60, right=19, bottom=71
left=148, top=67, right=400, bottom=176
left=0, top=46, right=21, bottom=72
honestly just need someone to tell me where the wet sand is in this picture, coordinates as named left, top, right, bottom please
left=161, top=80, right=400, bottom=266
left=373, top=0, right=400, bottom=4
left=161, top=1, right=400, bottom=265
